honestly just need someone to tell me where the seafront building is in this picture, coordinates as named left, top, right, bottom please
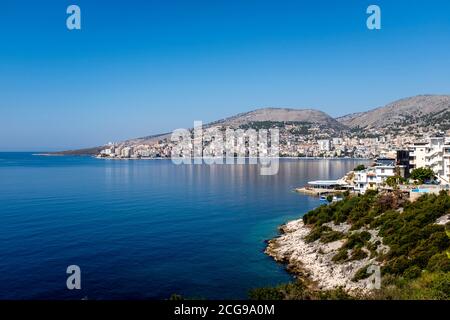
left=317, top=139, right=331, bottom=152
left=409, top=136, right=450, bottom=184
left=311, top=136, right=450, bottom=195
left=353, top=159, right=396, bottom=194
left=96, top=127, right=450, bottom=184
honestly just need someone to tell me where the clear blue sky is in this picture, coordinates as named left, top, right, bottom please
left=1, top=0, right=450, bottom=151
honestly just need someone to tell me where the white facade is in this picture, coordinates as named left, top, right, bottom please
left=121, top=147, right=132, bottom=158
left=100, top=148, right=113, bottom=155
left=409, top=137, right=450, bottom=184
left=354, top=169, right=377, bottom=194
left=353, top=165, right=396, bottom=194
left=318, top=139, right=331, bottom=152
left=410, top=142, right=427, bottom=169
left=375, top=165, right=396, bottom=180
left=442, top=145, right=450, bottom=184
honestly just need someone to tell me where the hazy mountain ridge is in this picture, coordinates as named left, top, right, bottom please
left=208, top=107, right=345, bottom=129
left=55, top=95, right=450, bottom=155
left=129, top=95, right=450, bottom=146
left=337, top=95, right=450, bottom=130
left=126, top=107, right=345, bottom=145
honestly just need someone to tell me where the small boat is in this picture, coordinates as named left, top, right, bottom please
left=319, top=195, right=328, bottom=201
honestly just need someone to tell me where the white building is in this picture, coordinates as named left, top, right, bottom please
left=410, top=142, right=427, bottom=169
left=354, top=168, right=378, bottom=194
left=353, top=163, right=396, bottom=194
left=318, top=139, right=331, bottom=152
left=121, top=147, right=132, bottom=158
left=409, top=137, right=450, bottom=184
left=100, top=148, right=113, bottom=156
left=443, top=146, right=450, bottom=184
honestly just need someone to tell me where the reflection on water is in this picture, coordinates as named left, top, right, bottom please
left=0, top=154, right=370, bottom=299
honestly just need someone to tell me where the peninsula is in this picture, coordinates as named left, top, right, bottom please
left=252, top=190, right=450, bottom=300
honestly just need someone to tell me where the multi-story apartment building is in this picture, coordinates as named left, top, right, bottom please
left=354, top=168, right=378, bottom=194
left=409, top=142, right=428, bottom=170
left=353, top=159, right=396, bottom=194
left=443, top=145, right=450, bottom=184
left=121, top=147, right=132, bottom=158
left=409, top=137, right=450, bottom=184
left=317, top=139, right=331, bottom=152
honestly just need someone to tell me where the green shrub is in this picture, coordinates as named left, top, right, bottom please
left=344, top=231, right=371, bottom=249
left=350, top=248, right=368, bottom=261
left=367, top=240, right=380, bottom=251
left=427, top=252, right=450, bottom=272
left=248, top=287, right=284, bottom=300
left=305, top=225, right=332, bottom=243
left=320, top=231, right=345, bottom=243
left=403, top=266, right=422, bottom=280
left=378, top=272, right=450, bottom=300
left=429, top=272, right=450, bottom=298
left=316, top=287, right=354, bottom=300
left=332, top=249, right=348, bottom=263
left=352, top=265, right=371, bottom=282
left=385, top=256, right=410, bottom=275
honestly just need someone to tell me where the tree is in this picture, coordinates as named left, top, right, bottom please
left=386, top=176, right=403, bottom=188
left=354, top=164, right=366, bottom=171
left=410, top=167, right=436, bottom=183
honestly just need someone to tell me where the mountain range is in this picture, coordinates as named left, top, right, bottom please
left=57, top=95, right=450, bottom=154
left=337, top=95, right=450, bottom=130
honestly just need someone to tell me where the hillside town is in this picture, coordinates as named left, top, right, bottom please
left=71, top=95, right=449, bottom=160
left=96, top=123, right=450, bottom=161
left=95, top=94, right=450, bottom=197
left=97, top=126, right=450, bottom=197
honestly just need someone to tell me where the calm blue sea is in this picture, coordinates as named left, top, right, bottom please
left=0, top=153, right=368, bottom=300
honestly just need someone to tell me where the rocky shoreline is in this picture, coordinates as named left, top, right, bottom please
left=265, top=218, right=388, bottom=295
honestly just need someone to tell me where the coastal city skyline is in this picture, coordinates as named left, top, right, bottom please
left=2, top=0, right=450, bottom=151
left=89, top=94, right=449, bottom=161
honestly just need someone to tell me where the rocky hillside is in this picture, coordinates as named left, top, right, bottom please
left=116, top=96, right=450, bottom=148
left=209, top=108, right=345, bottom=130
left=54, top=95, right=450, bottom=155
left=127, top=107, right=345, bottom=145
left=337, top=95, right=450, bottom=130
